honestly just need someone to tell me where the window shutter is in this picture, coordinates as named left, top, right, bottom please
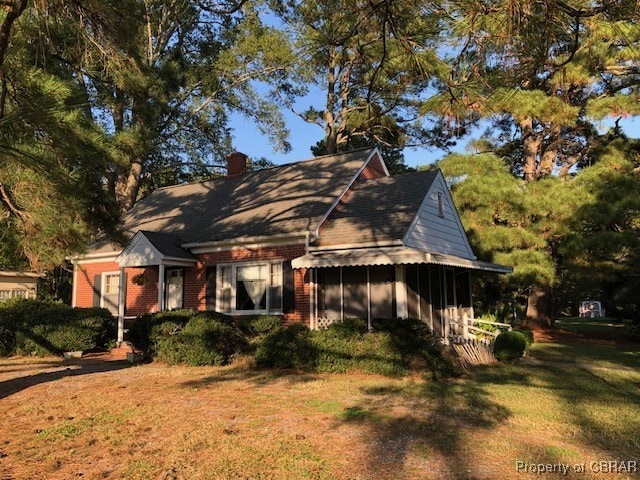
left=205, top=267, right=217, bottom=311
left=282, top=261, right=295, bottom=313
left=92, top=274, right=102, bottom=307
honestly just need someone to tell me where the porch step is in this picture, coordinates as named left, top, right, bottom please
left=110, top=343, right=135, bottom=360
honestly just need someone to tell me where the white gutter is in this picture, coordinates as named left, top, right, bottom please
left=182, top=232, right=308, bottom=250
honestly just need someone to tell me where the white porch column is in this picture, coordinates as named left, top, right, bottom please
left=309, top=268, right=316, bottom=330
left=117, top=267, right=126, bottom=345
left=395, top=265, right=408, bottom=318
left=158, top=263, right=166, bottom=312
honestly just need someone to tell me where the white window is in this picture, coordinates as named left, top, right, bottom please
left=11, top=289, right=27, bottom=298
left=217, top=261, right=284, bottom=314
left=104, top=274, right=120, bottom=295
left=0, top=290, right=10, bottom=300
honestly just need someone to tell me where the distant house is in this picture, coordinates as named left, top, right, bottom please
left=71, top=147, right=511, bottom=344
left=0, top=271, right=40, bottom=300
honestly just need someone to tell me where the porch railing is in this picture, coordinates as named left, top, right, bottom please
left=448, top=309, right=512, bottom=342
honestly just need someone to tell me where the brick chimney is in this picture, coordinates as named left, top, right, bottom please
left=226, top=152, right=248, bottom=179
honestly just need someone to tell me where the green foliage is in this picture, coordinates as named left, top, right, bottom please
left=514, top=329, right=534, bottom=348
left=255, top=319, right=460, bottom=379
left=237, top=315, right=283, bottom=337
left=129, top=310, right=245, bottom=366
left=0, top=299, right=114, bottom=356
left=255, top=324, right=316, bottom=370
left=494, top=331, right=527, bottom=363
left=154, top=315, right=248, bottom=366
left=129, top=309, right=215, bottom=354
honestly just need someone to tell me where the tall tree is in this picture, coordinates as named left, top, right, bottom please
left=425, top=0, right=640, bottom=325
left=32, top=0, right=294, bottom=211
left=277, top=0, right=446, bottom=161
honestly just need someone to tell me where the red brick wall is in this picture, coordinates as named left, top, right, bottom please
left=74, top=261, right=119, bottom=308
left=358, top=151, right=387, bottom=181
left=124, top=267, right=159, bottom=316
left=74, top=244, right=311, bottom=325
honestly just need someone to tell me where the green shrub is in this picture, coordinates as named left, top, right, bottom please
left=494, top=330, right=527, bottom=362
left=128, top=309, right=195, bottom=353
left=155, top=315, right=247, bottom=366
left=237, top=315, right=283, bottom=337
left=326, top=318, right=368, bottom=337
left=256, top=318, right=460, bottom=379
left=0, top=299, right=114, bottom=356
left=514, top=328, right=534, bottom=347
left=255, top=324, right=316, bottom=369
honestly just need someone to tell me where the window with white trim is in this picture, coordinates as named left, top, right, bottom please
left=104, top=274, right=120, bottom=294
left=0, top=289, right=35, bottom=300
left=217, top=261, right=283, bottom=314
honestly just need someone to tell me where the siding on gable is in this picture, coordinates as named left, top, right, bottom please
left=403, top=173, right=476, bottom=259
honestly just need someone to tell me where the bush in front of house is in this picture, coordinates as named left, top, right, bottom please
left=513, top=328, right=534, bottom=347
left=130, top=310, right=247, bottom=366
left=254, top=323, right=316, bottom=369
left=0, top=298, right=114, bottom=356
left=236, top=314, right=283, bottom=337
left=255, top=318, right=460, bottom=378
left=494, top=330, right=528, bottom=362
left=154, top=314, right=248, bottom=366
left=128, top=309, right=195, bottom=354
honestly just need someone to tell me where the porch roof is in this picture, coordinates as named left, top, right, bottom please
left=116, top=231, right=197, bottom=268
left=291, top=246, right=513, bottom=274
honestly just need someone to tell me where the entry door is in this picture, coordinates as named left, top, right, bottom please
left=166, top=269, right=184, bottom=310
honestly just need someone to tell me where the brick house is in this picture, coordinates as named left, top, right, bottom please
left=71, top=147, right=511, bottom=344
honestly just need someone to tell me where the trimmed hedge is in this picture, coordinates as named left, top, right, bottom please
left=255, top=318, right=460, bottom=379
left=494, top=330, right=527, bottom=362
left=514, top=328, right=534, bottom=347
left=129, top=310, right=247, bottom=366
left=0, top=298, right=114, bottom=356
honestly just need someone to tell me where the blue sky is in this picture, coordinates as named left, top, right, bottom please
left=230, top=105, right=640, bottom=170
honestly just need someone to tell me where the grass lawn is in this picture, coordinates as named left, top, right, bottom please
left=0, top=343, right=638, bottom=480
left=555, top=317, right=633, bottom=335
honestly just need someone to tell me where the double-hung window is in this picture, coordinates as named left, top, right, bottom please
left=217, top=261, right=283, bottom=314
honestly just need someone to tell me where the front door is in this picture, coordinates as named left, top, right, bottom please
left=166, top=269, right=184, bottom=310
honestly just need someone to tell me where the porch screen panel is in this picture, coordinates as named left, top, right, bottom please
left=369, top=266, right=395, bottom=319
left=455, top=271, right=471, bottom=307
left=405, top=266, right=420, bottom=319
left=418, top=265, right=432, bottom=325
left=319, top=268, right=341, bottom=320
left=343, top=267, right=368, bottom=319
left=429, top=266, right=444, bottom=336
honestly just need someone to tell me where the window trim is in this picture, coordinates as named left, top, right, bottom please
left=216, top=260, right=284, bottom=315
left=100, top=271, right=120, bottom=309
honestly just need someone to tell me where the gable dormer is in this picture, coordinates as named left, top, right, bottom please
left=402, top=171, right=476, bottom=259
left=313, top=148, right=389, bottom=239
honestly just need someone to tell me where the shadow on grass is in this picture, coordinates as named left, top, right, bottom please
left=0, top=359, right=131, bottom=400
left=179, top=365, right=320, bottom=389
left=333, top=373, right=512, bottom=479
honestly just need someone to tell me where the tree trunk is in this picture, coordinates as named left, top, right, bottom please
left=118, top=158, right=143, bottom=212
left=520, top=116, right=541, bottom=183
left=526, top=284, right=553, bottom=328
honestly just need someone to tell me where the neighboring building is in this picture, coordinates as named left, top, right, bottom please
left=71, top=147, right=512, bottom=344
left=0, top=271, right=40, bottom=300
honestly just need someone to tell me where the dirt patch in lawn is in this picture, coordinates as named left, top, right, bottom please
left=1, top=355, right=638, bottom=480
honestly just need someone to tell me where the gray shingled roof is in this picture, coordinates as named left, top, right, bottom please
left=317, top=169, right=439, bottom=246
left=89, top=148, right=375, bottom=254
left=140, top=231, right=196, bottom=260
